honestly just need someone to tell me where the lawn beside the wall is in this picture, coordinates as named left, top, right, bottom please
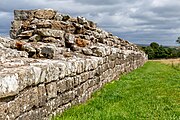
left=53, top=61, right=180, bottom=120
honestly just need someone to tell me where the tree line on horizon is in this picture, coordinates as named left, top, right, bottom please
left=140, top=42, right=180, bottom=59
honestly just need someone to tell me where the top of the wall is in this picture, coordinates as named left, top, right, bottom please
left=8, top=9, right=142, bottom=60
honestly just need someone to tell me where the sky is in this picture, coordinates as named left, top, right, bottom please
left=0, top=0, right=180, bottom=46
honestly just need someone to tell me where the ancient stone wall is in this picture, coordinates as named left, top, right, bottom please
left=0, top=9, right=147, bottom=120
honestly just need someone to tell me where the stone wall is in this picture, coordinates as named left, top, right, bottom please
left=0, top=9, right=147, bottom=120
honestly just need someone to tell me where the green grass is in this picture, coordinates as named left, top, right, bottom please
left=53, top=61, right=180, bottom=120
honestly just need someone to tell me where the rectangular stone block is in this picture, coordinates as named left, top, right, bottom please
left=62, top=91, right=75, bottom=104
left=82, top=81, right=89, bottom=92
left=18, top=87, right=39, bottom=113
left=34, top=9, right=56, bottom=19
left=57, top=79, right=66, bottom=93
left=37, top=29, right=65, bottom=38
left=17, top=66, right=43, bottom=91
left=6, top=99, right=20, bottom=119
left=109, top=61, right=115, bottom=69
left=38, top=84, right=47, bottom=106
left=45, top=63, right=60, bottom=82
left=16, top=109, right=44, bottom=120
left=46, top=82, right=57, bottom=100
left=0, top=73, right=19, bottom=99
left=88, top=79, right=96, bottom=88
left=56, top=62, right=66, bottom=79
left=65, top=62, right=74, bottom=77
left=88, top=70, right=96, bottom=79
left=76, top=60, right=84, bottom=74
left=80, top=72, right=89, bottom=83
left=75, top=84, right=84, bottom=96
left=55, top=95, right=63, bottom=107
left=44, top=99, right=56, bottom=115
left=74, top=75, right=81, bottom=86
left=14, top=10, right=34, bottom=20
left=65, top=77, right=74, bottom=90
left=0, top=103, right=8, bottom=119
left=84, top=59, right=92, bottom=71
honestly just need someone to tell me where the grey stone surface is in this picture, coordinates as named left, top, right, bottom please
left=41, top=45, right=56, bottom=59
left=37, top=29, right=65, bottom=38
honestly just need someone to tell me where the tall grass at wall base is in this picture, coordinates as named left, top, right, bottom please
left=171, top=63, right=180, bottom=71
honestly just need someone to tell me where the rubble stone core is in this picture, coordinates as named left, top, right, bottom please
left=0, top=9, right=147, bottom=120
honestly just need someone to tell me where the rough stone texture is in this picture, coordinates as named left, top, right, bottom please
left=0, top=9, right=148, bottom=120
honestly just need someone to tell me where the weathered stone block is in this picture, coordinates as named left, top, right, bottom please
left=82, top=48, right=93, bottom=55
left=34, top=9, right=56, bottom=19
left=0, top=103, right=8, bottom=119
left=51, top=20, right=62, bottom=29
left=57, top=80, right=66, bottom=93
left=41, top=45, right=56, bottom=59
left=32, top=66, right=43, bottom=84
left=44, top=99, right=56, bottom=115
left=16, top=109, right=44, bottom=120
left=91, top=46, right=106, bottom=57
left=11, top=21, right=22, bottom=30
left=18, top=87, right=39, bottom=113
left=84, top=59, right=92, bottom=71
left=17, top=67, right=34, bottom=91
left=80, top=72, right=89, bottom=83
left=37, top=29, right=65, bottom=38
left=75, top=38, right=90, bottom=47
left=55, top=95, right=63, bottom=107
left=44, top=62, right=60, bottom=82
left=88, top=20, right=96, bottom=28
left=37, top=84, right=47, bottom=106
left=42, top=37, right=57, bottom=43
left=65, top=33, right=75, bottom=47
left=74, top=75, right=81, bottom=86
left=75, top=84, right=84, bottom=96
left=54, top=13, right=63, bottom=21
left=65, top=77, right=74, bottom=90
left=62, top=91, right=75, bottom=104
left=0, top=73, right=19, bottom=98
left=77, top=16, right=88, bottom=25
left=56, top=62, right=66, bottom=79
left=65, top=62, right=73, bottom=76
left=14, top=10, right=34, bottom=20
left=46, top=82, right=57, bottom=99
left=29, top=34, right=41, bottom=42
left=76, top=60, right=84, bottom=74
left=36, top=20, right=52, bottom=28
left=6, top=99, right=21, bottom=119
left=62, top=14, right=71, bottom=21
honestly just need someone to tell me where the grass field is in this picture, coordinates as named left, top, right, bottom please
left=53, top=61, right=180, bottom=120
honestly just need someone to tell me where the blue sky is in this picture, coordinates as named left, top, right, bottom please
left=0, top=0, right=180, bottom=46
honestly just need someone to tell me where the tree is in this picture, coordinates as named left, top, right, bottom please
left=140, top=42, right=180, bottom=59
left=176, top=37, right=180, bottom=43
left=156, top=46, right=168, bottom=58
left=150, top=42, right=159, bottom=49
left=144, top=46, right=155, bottom=59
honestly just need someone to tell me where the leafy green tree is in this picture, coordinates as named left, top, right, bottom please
left=156, top=46, right=168, bottom=58
left=176, top=37, right=180, bottom=43
left=144, top=46, right=155, bottom=59
left=141, top=42, right=180, bottom=59
left=150, top=42, right=159, bottom=49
